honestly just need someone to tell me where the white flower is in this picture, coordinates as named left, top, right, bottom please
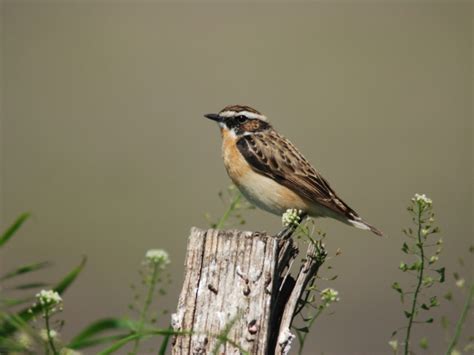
left=412, top=193, right=433, bottom=206
left=456, top=279, right=465, bottom=288
left=282, top=209, right=302, bottom=227
left=15, top=332, right=32, bottom=350
left=145, top=249, right=170, bottom=267
left=429, top=255, right=439, bottom=264
left=388, top=339, right=398, bottom=351
left=320, top=288, right=340, bottom=304
left=451, top=350, right=461, bottom=355
left=39, top=329, right=59, bottom=342
left=35, top=290, right=62, bottom=309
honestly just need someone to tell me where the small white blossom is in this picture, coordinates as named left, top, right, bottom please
left=15, top=332, right=32, bottom=350
left=388, top=340, right=398, bottom=351
left=320, top=288, right=340, bottom=304
left=412, top=193, right=433, bottom=206
left=39, top=329, right=59, bottom=342
left=35, top=290, right=62, bottom=312
left=451, top=350, right=461, bottom=355
left=429, top=255, right=439, bottom=264
left=282, top=209, right=302, bottom=227
left=456, top=279, right=465, bottom=288
left=145, top=249, right=170, bottom=267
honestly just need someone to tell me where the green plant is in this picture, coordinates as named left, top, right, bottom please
left=281, top=210, right=339, bottom=355
left=0, top=214, right=86, bottom=354
left=441, top=247, right=474, bottom=355
left=206, top=185, right=254, bottom=229
left=390, top=194, right=444, bottom=354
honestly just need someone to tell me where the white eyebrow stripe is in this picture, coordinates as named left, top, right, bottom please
left=219, top=110, right=267, bottom=121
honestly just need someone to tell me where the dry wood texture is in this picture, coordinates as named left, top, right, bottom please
left=171, top=227, right=326, bottom=355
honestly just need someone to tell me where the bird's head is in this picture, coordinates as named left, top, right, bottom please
left=204, top=105, right=271, bottom=136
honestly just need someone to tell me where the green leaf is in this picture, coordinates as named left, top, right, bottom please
left=98, top=334, right=139, bottom=355
left=392, top=282, right=404, bottom=302
left=0, top=261, right=50, bottom=281
left=408, top=261, right=422, bottom=271
left=391, top=330, right=398, bottom=337
left=293, top=326, right=310, bottom=333
left=425, top=318, right=433, bottom=323
left=68, top=318, right=136, bottom=349
left=9, top=282, right=49, bottom=290
left=0, top=296, right=34, bottom=307
left=421, top=303, right=430, bottom=310
left=436, top=267, right=445, bottom=283
left=158, top=326, right=173, bottom=355
left=392, top=282, right=403, bottom=293
left=419, top=337, right=429, bottom=349
left=53, top=256, right=87, bottom=294
left=68, top=334, right=130, bottom=350
left=440, top=315, right=449, bottom=329
left=404, top=311, right=412, bottom=318
left=429, top=296, right=439, bottom=307
left=0, top=213, right=30, bottom=248
left=401, top=242, right=410, bottom=254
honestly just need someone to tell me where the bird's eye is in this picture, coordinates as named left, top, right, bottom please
left=236, top=115, right=247, bottom=123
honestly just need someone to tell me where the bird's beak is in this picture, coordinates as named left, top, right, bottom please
left=204, top=113, right=223, bottom=122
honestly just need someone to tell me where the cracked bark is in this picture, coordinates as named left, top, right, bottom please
left=171, top=227, right=326, bottom=355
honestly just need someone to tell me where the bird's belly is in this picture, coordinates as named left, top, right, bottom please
left=235, top=170, right=310, bottom=216
left=221, top=131, right=310, bottom=215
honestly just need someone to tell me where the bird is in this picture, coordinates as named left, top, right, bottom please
left=204, top=104, right=383, bottom=236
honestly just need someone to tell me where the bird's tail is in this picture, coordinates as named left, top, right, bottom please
left=349, top=217, right=384, bottom=237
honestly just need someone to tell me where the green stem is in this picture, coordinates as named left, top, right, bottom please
left=215, top=192, right=242, bottom=229
left=404, top=206, right=424, bottom=355
left=445, top=283, right=474, bottom=355
left=131, top=263, right=160, bottom=354
left=297, top=307, right=324, bottom=355
left=44, top=309, right=59, bottom=355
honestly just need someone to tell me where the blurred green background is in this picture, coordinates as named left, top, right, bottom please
left=1, top=1, right=472, bottom=354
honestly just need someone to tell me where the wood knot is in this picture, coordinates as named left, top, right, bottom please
left=208, top=284, right=218, bottom=295
left=248, top=319, right=258, bottom=334
left=243, top=278, right=250, bottom=296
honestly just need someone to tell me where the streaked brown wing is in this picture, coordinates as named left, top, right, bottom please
left=236, top=131, right=358, bottom=219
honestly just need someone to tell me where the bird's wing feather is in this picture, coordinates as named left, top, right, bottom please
left=236, top=131, right=359, bottom=220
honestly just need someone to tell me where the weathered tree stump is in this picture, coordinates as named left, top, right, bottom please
left=171, top=227, right=326, bottom=355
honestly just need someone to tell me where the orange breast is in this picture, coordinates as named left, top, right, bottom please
left=221, top=128, right=251, bottom=185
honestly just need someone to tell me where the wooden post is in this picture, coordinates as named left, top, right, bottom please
left=171, top=227, right=326, bottom=355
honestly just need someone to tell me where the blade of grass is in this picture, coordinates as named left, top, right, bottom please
left=99, top=328, right=188, bottom=355
left=8, top=282, right=49, bottom=290
left=0, top=261, right=51, bottom=281
left=0, top=213, right=30, bottom=248
left=68, top=334, right=131, bottom=350
left=68, top=318, right=137, bottom=349
left=158, top=326, right=173, bottom=355
left=0, top=296, right=35, bottom=307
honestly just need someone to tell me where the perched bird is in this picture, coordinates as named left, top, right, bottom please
left=204, top=105, right=383, bottom=236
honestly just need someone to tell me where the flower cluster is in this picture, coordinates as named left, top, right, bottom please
left=145, top=249, right=170, bottom=268
left=34, top=290, right=63, bottom=313
left=320, top=288, right=340, bottom=305
left=282, top=209, right=303, bottom=227
left=412, top=193, right=433, bottom=208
